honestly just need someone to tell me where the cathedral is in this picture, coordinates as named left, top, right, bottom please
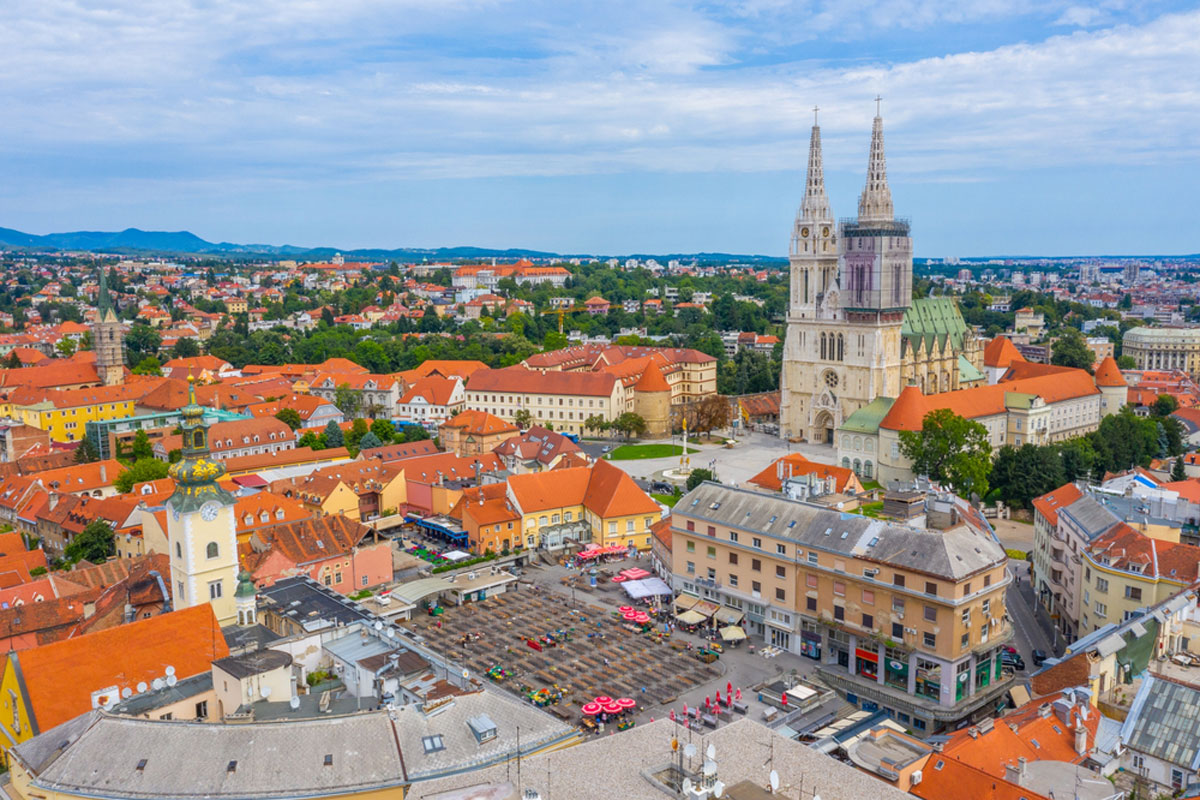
left=779, top=105, right=984, bottom=445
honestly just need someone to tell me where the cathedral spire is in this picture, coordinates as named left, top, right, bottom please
left=857, top=96, right=894, bottom=224
left=97, top=266, right=117, bottom=323
left=799, top=106, right=831, bottom=223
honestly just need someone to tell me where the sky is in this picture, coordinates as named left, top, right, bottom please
left=1, top=1, right=1198, bottom=258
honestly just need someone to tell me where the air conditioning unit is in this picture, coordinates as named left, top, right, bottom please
left=964, top=621, right=971, bottom=629
left=904, top=627, right=917, bottom=635
left=991, top=618, right=1000, bottom=627
left=911, top=770, right=922, bottom=786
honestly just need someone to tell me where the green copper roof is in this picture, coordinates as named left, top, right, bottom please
left=839, top=396, right=895, bottom=435
left=957, top=354, right=985, bottom=383
left=1003, top=391, right=1036, bottom=409
left=234, top=570, right=256, bottom=598
left=901, top=297, right=969, bottom=356
left=96, top=266, right=119, bottom=323
left=167, top=378, right=235, bottom=513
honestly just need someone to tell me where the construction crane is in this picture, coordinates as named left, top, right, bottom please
left=540, top=305, right=590, bottom=334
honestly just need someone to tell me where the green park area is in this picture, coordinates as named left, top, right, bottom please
left=607, top=444, right=698, bottom=460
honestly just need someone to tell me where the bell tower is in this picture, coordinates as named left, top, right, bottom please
left=92, top=267, right=126, bottom=386
left=166, top=377, right=238, bottom=626
left=781, top=108, right=841, bottom=442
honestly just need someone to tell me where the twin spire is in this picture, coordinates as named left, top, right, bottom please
left=798, top=97, right=894, bottom=225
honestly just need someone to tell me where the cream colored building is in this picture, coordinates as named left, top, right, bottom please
left=779, top=108, right=983, bottom=444
left=1122, top=325, right=1200, bottom=378
left=671, top=483, right=1011, bottom=735
left=464, top=368, right=624, bottom=436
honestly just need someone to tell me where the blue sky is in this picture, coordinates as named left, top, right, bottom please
left=1, top=1, right=1198, bottom=257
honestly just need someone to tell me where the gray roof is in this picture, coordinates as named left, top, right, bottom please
left=212, top=650, right=292, bottom=680
left=258, top=576, right=374, bottom=631
left=1121, top=676, right=1200, bottom=769
left=324, top=629, right=397, bottom=666
left=112, top=673, right=213, bottom=718
left=674, top=483, right=1005, bottom=581
left=13, top=712, right=408, bottom=799
left=1059, top=495, right=1120, bottom=541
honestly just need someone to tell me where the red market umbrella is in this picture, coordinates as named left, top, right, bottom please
left=617, top=697, right=636, bottom=709
left=669, top=709, right=676, bottom=722
left=618, top=606, right=634, bottom=614
left=715, top=690, right=722, bottom=705
left=781, top=692, right=788, bottom=707
left=633, top=612, right=651, bottom=624
left=683, top=702, right=689, bottom=717
left=601, top=702, right=622, bottom=715
left=735, top=688, right=742, bottom=701
left=581, top=702, right=602, bottom=715
left=611, top=575, right=625, bottom=582
left=727, top=681, right=733, bottom=696
left=705, top=696, right=711, bottom=708
left=595, top=696, right=612, bottom=704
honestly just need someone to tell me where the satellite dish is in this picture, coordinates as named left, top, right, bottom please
left=769, top=770, right=779, bottom=792
left=706, top=743, right=716, bottom=760
left=166, top=675, right=178, bottom=687
left=165, top=666, right=176, bottom=677
left=713, top=780, right=725, bottom=798
left=137, top=682, right=148, bottom=693
left=289, top=696, right=300, bottom=710
left=121, top=687, right=133, bottom=699
left=152, top=678, right=165, bottom=691
left=462, top=669, right=470, bottom=679
left=703, top=759, right=717, bottom=777
left=386, top=629, right=395, bottom=638
left=374, top=620, right=383, bottom=631
left=682, top=778, right=693, bottom=795
left=683, top=743, right=697, bottom=759
left=261, top=685, right=272, bottom=698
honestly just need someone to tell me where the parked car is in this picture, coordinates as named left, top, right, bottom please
left=1001, top=653, right=1026, bottom=671
left=1031, top=649, right=1048, bottom=667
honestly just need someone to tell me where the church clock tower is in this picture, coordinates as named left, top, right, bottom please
left=92, top=267, right=126, bottom=386
left=166, top=377, right=239, bottom=626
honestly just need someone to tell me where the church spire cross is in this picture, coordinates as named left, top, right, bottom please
left=798, top=107, right=832, bottom=224
left=857, top=100, right=894, bottom=224
left=875, top=94, right=882, bottom=116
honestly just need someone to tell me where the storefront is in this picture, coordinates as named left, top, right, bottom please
left=828, top=628, right=850, bottom=669
left=915, top=657, right=941, bottom=701
left=955, top=661, right=971, bottom=702
left=883, top=648, right=908, bottom=690
left=855, top=647, right=879, bottom=682
left=800, top=623, right=822, bottom=660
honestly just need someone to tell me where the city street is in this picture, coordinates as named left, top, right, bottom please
left=1005, top=560, right=1056, bottom=668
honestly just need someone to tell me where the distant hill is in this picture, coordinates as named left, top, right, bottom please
left=0, top=225, right=788, bottom=264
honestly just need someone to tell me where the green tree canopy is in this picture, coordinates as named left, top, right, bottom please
left=324, top=420, right=345, bottom=448
left=275, top=408, right=303, bottom=430
left=358, top=431, right=383, bottom=451
left=1050, top=328, right=1096, bottom=373
left=897, top=408, right=992, bottom=498
left=64, top=519, right=115, bottom=564
left=686, top=468, right=715, bottom=491
left=114, top=458, right=170, bottom=493
left=171, top=337, right=201, bottom=358
left=130, top=430, right=154, bottom=461
left=370, top=419, right=395, bottom=443
left=132, top=356, right=162, bottom=376
left=1153, top=393, right=1179, bottom=417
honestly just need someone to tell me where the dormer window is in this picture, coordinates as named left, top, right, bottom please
left=276, top=509, right=285, bottom=520
left=243, top=514, right=253, bottom=525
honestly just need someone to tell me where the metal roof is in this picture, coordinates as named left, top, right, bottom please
left=1121, top=676, right=1200, bottom=770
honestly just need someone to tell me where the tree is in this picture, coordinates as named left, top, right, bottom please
left=172, top=338, right=201, bottom=358
left=346, top=418, right=369, bottom=451
left=358, top=431, right=383, bottom=451
left=4, top=351, right=21, bottom=369
left=1153, top=393, right=1179, bottom=417
left=333, top=383, right=360, bottom=418
left=898, top=409, right=992, bottom=498
left=612, top=412, right=647, bottom=440
left=64, top=519, right=115, bottom=564
left=1173, top=456, right=1187, bottom=482
left=991, top=444, right=1065, bottom=509
left=513, top=409, right=533, bottom=430
left=684, top=395, right=732, bottom=440
left=402, top=425, right=431, bottom=442
left=324, top=420, right=345, bottom=448
left=114, top=458, right=170, bottom=493
left=125, top=324, right=162, bottom=363
left=584, top=414, right=608, bottom=437
left=1050, top=328, right=1096, bottom=373
left=370, top=419, right=395, bottom=443
left=1116, top=355, right=1137, bottom=370
left=686, top=468, right=715, bottom=491
left=275, top=408, right=303, bottom=430
left=130, top=430, right=154, bottom=460
left=298, top=431, right=326, bottom=450
left=55, top=337, right=77, bottom=358
left=132, top=356, right=162, bottom=376
left=73, top=437, right=100, bottom=464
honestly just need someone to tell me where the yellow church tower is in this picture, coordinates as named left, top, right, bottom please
left=165, top=377, right=239, bottom=626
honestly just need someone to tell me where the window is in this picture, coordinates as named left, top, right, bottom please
left=892, top=622, right=904, bottom=639
left=775, top=565, right=786, bottom=578
left=175, top=542, right=182, bottom=559
left=807, top=552, right=819, bottom=565
left=893, top=574, right=905, bottom=588
left=208, top=580, right=223, bottom=600
left=961, top=609, right=970, bottom=625
left=1172, top=768, right=1185, bottom=790
left=707, top=546, right=716, bottom=559
left=686, top=541, right=695, bottom=553
left=862, top=613, right=873, bottom=630
left=752, top=559, right=761, bottom=572
left=729, top=531, right=738, bottom=543
left=862, top=589, right=874, bottom=605
left=195, top=701, right=208, bottom=718
left=775, top=588, right=786, bottom=601
left=422, top=735, right=445, bottom=754
left=362, top=575, right=369, bottom=586
left=729, top=552, right=739, bottom=565
left=806, top=574, right=817, bottom=588
left=324, top=574, right=332, bottom=586
left=729, top=574, right=738, bottom=587
left=752, top=537, right=762, bottom=549
left=686, top=521, right=695, bottom=532
left=833, top=581, right=846, bottom=597
left=834, top=605, right=845, bottom=621
left=806, top=597, right=817, bottom=611
left=1095, top=577, right=1109, bottom=592
left=686, top=561, right=695, bottom=574
left=961, top=632, right=970, bottom=648
left=1095, top=601, right=1107, bottom=617
left=1131, top=754, right=1145, bottom=771
left=707, top=568, right=716, bottom=580
left=706, top=525, right=715, bottom=536
left=924, top=605, right=937, bottom=622
left=983, top=574, right=991, bottom=587
left=925, top=581, right=938, bottom=596
left=752, top=581, right=761, bottom=594
left=776, top=543, right=786, bottom=555
left=982, top=599, right=991, bottom=615
left=177, top=581, right=185, bottom=601
left=1125, top=586, right=1142, bottom=601
left=923, top=632, right=937, bottom=648
left=206, top=541, right=219, bottom=559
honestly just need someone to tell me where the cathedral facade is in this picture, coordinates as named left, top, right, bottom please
left=779, top=107, right=983, bottom=445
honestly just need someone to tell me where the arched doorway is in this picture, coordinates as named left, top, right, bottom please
left=813, top=411, right=835, bottom=445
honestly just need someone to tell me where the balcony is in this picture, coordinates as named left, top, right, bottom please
left=1050, top=547, right=1066, bottom=565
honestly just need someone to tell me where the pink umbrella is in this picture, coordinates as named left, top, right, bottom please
left=727, top=680, right=733, bottom=696
left=618, top=606, right=633, bottom=614
left=735, top=688, right=742, bottom=702
left=705, top=696, right=711, bottom=708
left=617, top=697, right=636, bottom=709
left=611, top=575, right=625, bottom=582
left=622, top=612, right=637, bottom=620
left=669, top=709, right=676, bottom=722
left=683, top=702, right=689, bottom=717
left=634, top=612, right=651, bottom=624
left=595, top=696, right=613, bottom=704
left=715, top=690, right=721, bottom=706
left=601, top=702, right=621, bottom=715
left=581, top=702, right=602, bottom=715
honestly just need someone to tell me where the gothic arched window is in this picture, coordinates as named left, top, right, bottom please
left=820, top=333, right=827, bottom=360
left=837, top=334, right=844, bottom=362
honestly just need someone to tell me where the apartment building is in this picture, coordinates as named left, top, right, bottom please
left=670, top=483, right=1011, bottom=735
left=464, top=368, right=624, bottom=436
left=309, top=372, right=402, bottom=418
left=1122, top=325, right=1200, bottom=378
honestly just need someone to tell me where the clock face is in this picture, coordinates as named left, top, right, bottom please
left=200, top=502, right=220, bottom=522
left=822, top=226, right=830, bottom=237
left=800, top=227, right=810, bottom=238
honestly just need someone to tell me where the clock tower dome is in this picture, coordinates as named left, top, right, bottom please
left=165, top=377, right=239, bottom=626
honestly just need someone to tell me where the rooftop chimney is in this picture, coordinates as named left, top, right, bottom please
left=1075, top=721, right=1088, bottom=756
left=1004, top=761, right=1021, bottom=785
left=100, top=464, right=107, bottom=483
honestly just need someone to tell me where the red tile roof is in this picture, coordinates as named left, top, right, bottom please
left=400, top=376, right=461, bottom=406
left=983, top=336, right=1025, bottom=369
left=1086, top=522, right=1200, bottom=583
left=1093, top=356, right=1126, bottom=387
left=466, top=367, right=619, bottom=397
left=634, top=360, right=671, bottom=392
left=747, top=454, right=860, bottom=493
left=508, top=459, right=659, bottom=518
left=911, top=755, right=1050, bottom=800
left=441, top=409, right=518, bottom=436
left=1031, top=483, right=1084, bottom=527
left=247, top=515, right=373, bottom=565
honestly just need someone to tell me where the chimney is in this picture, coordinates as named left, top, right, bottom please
left=1004, top=761, right=1021, bottom=785
left=1017, top=757, right=1027, bottom=784
left=100, top=464, right=107, bottom=483
left=1075, top=720, right=1088, bottom=756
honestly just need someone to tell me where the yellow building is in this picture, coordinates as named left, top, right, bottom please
left=1076, top=522, right=1200, bottom=636
left=505, top=459, right=662, bottom=551
left=269, top=460, right=406, bottom=522
left=3, top=382, right=151, bottom=442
